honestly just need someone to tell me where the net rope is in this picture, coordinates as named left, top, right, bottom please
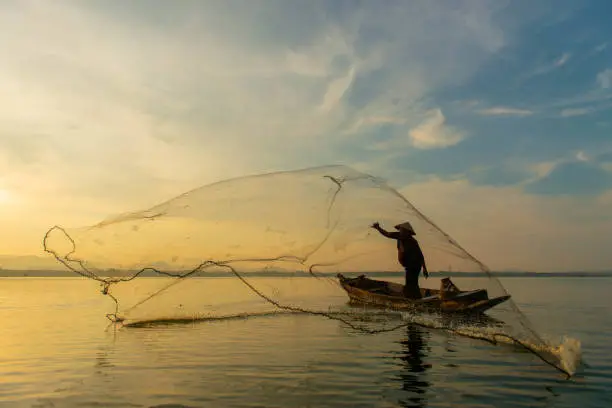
left=43, top=165, right=576, bottom=378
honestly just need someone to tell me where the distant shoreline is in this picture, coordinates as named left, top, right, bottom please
left=1, top=270, right=611, bottom=278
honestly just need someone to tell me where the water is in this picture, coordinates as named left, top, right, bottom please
left=0, top=276, right=610, bottom=407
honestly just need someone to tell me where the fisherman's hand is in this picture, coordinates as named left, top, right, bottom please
left=423, top=268, right=429, bottom=279
left=371, top=222, right=380, bottom=229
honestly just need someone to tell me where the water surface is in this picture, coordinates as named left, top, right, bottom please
left=0, top=276, right=610, bottom=407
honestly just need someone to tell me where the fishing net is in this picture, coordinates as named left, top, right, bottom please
left=43, top=165, right=578, bottom=377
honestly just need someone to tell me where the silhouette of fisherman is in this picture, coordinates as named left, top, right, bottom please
left=371, top=221, right=428, bottom=298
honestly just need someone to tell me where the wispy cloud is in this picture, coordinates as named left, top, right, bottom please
left=576, top=151, right=589, bottom=162
left=595, top=43, right=608, bottom=53
left=319, top=67, right=356, bottom=113
left=363, top=109, right=465, bottom=151
left=0, top=0, right=514, bottom=255
left=408, top=109, right=465, bottom=149
left=476, top=107, right=534, bottom=117
left=597, top=69, right=612, bottom=89
left=525, top=52, right=572, bottom=79
left=560, top=108, right=590, bottom=117
left=544, top=89, right=612, bottom=110
left=529, top=161, right=558, bottom=180
left=362, top=116, right=407, bottom=126
left=528, top=153, right=591, bottom=181
left=554, top=52, right=571, bottom=67
left=348, top=116, right=407, bottom=133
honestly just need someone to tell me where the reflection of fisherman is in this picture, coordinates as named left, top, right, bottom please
left=397, top=325, right=430, bottom=408
left=371, top=221, right=428, bottom=299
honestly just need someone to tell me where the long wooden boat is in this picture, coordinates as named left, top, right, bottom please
left=337, top=273, right=510, bottom=314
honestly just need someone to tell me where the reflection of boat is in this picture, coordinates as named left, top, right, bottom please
left=337, top=274, right=510, bottom=314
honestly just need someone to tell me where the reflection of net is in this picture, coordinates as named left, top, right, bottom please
left=43, top=165, right=574, bottom=377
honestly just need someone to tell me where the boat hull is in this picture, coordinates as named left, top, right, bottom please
left=337, top=274, right=510, bottom=315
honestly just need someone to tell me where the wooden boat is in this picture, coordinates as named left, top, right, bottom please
left=337, top=273, right=511, bottom=314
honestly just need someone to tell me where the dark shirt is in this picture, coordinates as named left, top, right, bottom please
left=398, top=236, right=425, bottom=268
left=380, top=231, right=425, bottom=269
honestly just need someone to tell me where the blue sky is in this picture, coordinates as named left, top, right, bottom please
left=0, top=1, right=611, bottom=271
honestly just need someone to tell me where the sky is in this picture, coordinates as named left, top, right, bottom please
left=1, top=0, right=611, bottom=272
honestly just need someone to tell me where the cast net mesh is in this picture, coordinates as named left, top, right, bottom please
left=43, top=165, right=578, bottom=376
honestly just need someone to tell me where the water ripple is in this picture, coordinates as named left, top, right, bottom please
left=1, top=277, right=611, bottom=408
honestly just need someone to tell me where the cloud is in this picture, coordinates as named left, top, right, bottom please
left=319, top=67, right=356, bottom=113
left=408, top=109, right=465, bottom=149
left=543, top=90, right=612, bottom=112
left=532, top=159, right=557, bottom=176
left=576, top=151, right=589, bottom=162
left=476, top=107, right=534, bottom=117
left=0, top=3, right=358, bottom=205
left=524, top=161, right=612, bottom=196
left=560, top=108, right=590, bottom=117
left=528, top=52, right=572, bottom=77
left=400, top=178, right=612, bottom=272
left=595, top=43, right=608, bottom=53
left=361, top=116, right=407, bottom=126
left=0, top=1, right=516, bottom=256
left=554, top=52, right=571, bottom=67
left=346, top=116, right=407, bottom=134
left=597, top=69, right=612, bottom=89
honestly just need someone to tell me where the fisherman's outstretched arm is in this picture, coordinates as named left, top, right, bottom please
left=370, top=222, right=400, bottom=239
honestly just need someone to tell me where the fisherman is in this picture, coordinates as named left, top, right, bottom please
left=371, top=221, right=428, bottom=299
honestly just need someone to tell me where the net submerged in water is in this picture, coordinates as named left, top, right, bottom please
left=43, top=165, right=579, bottom=377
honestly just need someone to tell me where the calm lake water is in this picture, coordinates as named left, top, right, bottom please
left=0, top=276, right=610, bottom=408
